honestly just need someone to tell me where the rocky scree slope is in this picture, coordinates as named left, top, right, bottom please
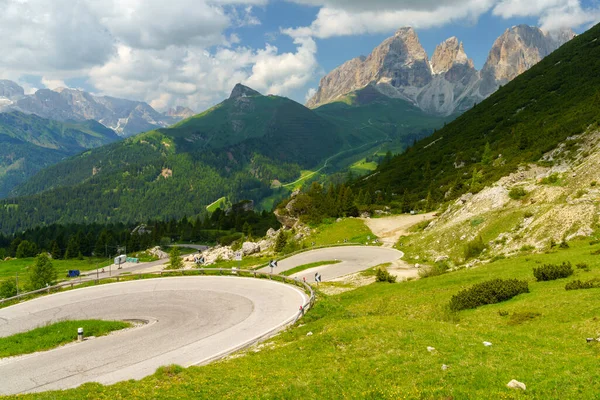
left=307, top=25, right=574, bottom=116
left=409, top=128, right=600, bottom=264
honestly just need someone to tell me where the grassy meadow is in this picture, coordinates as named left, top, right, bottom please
left=0, top=320, right=131, bottom=358
left=11, top=237, right=600, bottom=399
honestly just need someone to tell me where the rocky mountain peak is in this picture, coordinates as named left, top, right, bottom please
left=0, top=80, right=25, bottom=100
left=229, top=84, right=261, bottom=100
left=479, top=24, right=574, bottom=97
left=388, top=26, right=428, bottom=62
left=166, top=106, right=195, bottom=119
left=431, top=37, right=474, bottom=75
left=306, top=24, right=575, bottom=116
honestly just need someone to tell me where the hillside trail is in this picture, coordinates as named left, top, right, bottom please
left=362, top=213, right=437, bottom=279
left=362, top=213, right=437, bottom=248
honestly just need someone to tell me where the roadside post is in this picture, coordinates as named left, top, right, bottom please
left=235, top=251, right=242, bottom=270
left=269, top=259, right=278, bottom=276
left=77, top=327, right=84, bottom=342
left=315, top=272, right=322, bottom=286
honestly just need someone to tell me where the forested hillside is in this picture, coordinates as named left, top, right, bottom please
left=356, top=22, right=600, bottom=210
left=0, top=84, right=448, bottom=234
left=0, top=112, right=119, bottom=197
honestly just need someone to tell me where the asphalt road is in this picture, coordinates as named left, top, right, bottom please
left=0, top=277, right=306, bottom=395
left=259, top=246, right=404, bottom=283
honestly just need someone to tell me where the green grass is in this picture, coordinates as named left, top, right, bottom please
left=281, top=260, right=342, bottom=276
left=349, top=158, right=378, bottom=175
left=206, top=197, right=227, bottom=212
left=19, top=238, right=600, bottom=399
left=301, top=218, right=379, bottom=247
left=0, top=258, right=112, bottom=282
left=0, top=320, right=131, bottom=358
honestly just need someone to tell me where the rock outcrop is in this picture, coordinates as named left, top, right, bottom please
left=478, top=25, right=576, bottom=97
left=229, top=83, right=262, bottom=100
left=0, top=80, right=25, bottom=100
left=166, top=106, right=195, bottom=119
left=307, top=25, right=574, bottom=116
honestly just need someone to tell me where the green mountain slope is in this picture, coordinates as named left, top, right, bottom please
left=0, top=112, right=119, bottom=197
left=0, top=83, right=451, bottom=233
left=358, top=23, right=600, bottom=209
left=314, top=85, right=455, bottom=165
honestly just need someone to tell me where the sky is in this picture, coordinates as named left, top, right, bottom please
left=1, top=0, right=599, bottom=112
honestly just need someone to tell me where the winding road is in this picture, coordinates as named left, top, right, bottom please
left=0, top=242, right=410, bottom=395
left=0, top=277, right=306, bottom=395
left=259, top=246, right=404, bottom=283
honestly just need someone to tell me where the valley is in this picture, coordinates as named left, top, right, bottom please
left=2, top=5, right=600, bottom=399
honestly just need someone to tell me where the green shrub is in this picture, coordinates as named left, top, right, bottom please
left=533, top=262, right=574, bottom=282
left=419, top=261, right=450, bottom=278
left=470, top=217, right=485, bottom=227
left=219, top=233, right=243, bottom=246
left=274, top=231, right=288, bottom=253
left=508, top=312, right=541, bottom=325
left=524, top=211, right=534, bottom=218
left=463, top=236, right=486, bottom=260
left=375, top=268, right=396, bottom=283
left=0, top=280, right=17, bottom=299
left=449, top=279, right=530, bottom=311
left=559, top=240, right=570, bottom=249
left=540, top=173, right=560, bottom=185
left=508, top=187, right=527, bottom=200
left=576, top=263, right=590, bottom=272
left=565, top=279, right=600, bottom=291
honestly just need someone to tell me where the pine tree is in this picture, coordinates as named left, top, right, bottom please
left=28, top=253, right=57, bottom=290
left=481, top=142, right=492, bottom=165
left=169, top=247, right=183, bottom=270
left=50, top=240, right=62, bottom=260
left=274, top=231, right=287, bottom=253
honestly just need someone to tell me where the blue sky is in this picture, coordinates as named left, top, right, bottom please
left=1, top=0, right=599, bottom=111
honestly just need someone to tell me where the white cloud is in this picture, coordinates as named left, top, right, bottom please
left=88, top=37, right=318, bottom=111
left=285, top=0, right=600, bottom=38
left=305, top=88, right=317, bottom=102
left=284, top=0, right=497, bottom=38
left=0, top=0, right=320, bottom=111
left=493, top=0, right=600, bottom=31
left=41, top=78, right=68, bottom=90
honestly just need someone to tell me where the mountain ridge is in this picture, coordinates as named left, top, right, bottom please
left=0, top=111, right=120, bottom=197
left=0, top=82, right=188, bottom=137
left=307, top=25, right=575, bottom=116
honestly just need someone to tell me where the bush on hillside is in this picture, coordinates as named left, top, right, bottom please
left=448, top=279, right=530, bottom=311
left=375, top=268, right=396, bottom=283
left=565, top=279, right=600, bottom=291
left=533, top=262, right=574, bottom=282
left=463, top=236, right=486, bottom=260
left=418, top=261, right=450, bottom=278
left=509, top=187, right=527, bottom=200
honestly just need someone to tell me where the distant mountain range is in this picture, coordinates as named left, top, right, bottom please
left=0, top=83, right=452, bottom=232
left=0, top=111, right=119, bottom=197
left=307, top=25, right=575, bottom=116
left=0, top=81, right=194, bottom=137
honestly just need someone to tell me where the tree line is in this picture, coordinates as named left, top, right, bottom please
left=0, top=201, right=280, bottom=260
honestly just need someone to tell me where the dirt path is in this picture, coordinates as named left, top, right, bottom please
left=360, top=213, right=437, bottom=282
left=362, top=213, right=437, bottom=248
